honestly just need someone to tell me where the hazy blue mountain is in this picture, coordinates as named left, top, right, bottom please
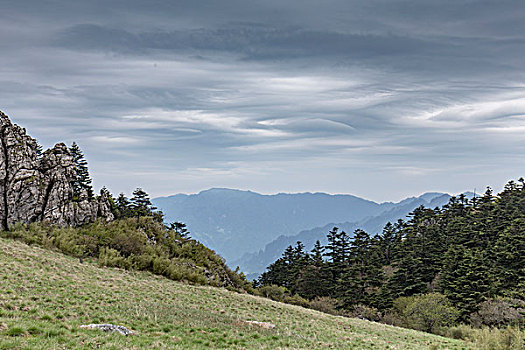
left=154, top=188, right=473, bottom=274
left=154, top=188, right=387, bottom=262
left=233, top=192, right=475, bottom=277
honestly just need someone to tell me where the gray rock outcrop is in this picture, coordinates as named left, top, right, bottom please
left=0, top=111, right=114, bottom=230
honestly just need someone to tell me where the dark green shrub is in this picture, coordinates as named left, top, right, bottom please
left=393, top=293, right=459, bottom=333
left=283, top=294, right=310, bottom=308
left=258, top=285, right=288, bottom=302
left=111, top=231, right=145, bottom=257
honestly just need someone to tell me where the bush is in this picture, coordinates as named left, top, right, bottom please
left=444, top=325, right=524, bottom=350
left=352, top=304, right=381, bottom=322
left=111, top=231, right=144, bottom=257
left=470, top=298, right=524, bottom=328
left=472, top=326, right=524, bottom=350
left=393, top=293, right=459, bottom=333
left=98, top=247, right=130, bottom=270
left=258, top=285, right=288, bottom=302
left=4, top=218, right=248, bottom=290
left=283, top=294, right=310, bottom=308
left=381, top=310, right=404, bottom=327
left=309, top=296, right=341, bottom=315
left=444, top=324, right=474, bottom=340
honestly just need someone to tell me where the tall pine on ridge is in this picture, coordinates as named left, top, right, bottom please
left=69, top=142, right=94, bottom=201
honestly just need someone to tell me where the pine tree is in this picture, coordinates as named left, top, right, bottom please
left=259, top=245, right=294, bottom=289
left=295, top=264, right=332, bottom=299
left=69, top=142, right=94, bottom=200
left=340, top=230, right=384, bottom=308
left=440, top=246, right=493, bottom=319
left=324, top=227, right=353, bottom=297
left=311, top=240, right=325, bottom=266
left=492, top=218, right=525, bottom=297
left=116, top=193, right=132, bottom=218
left=324, top=228, right=351, bottom=269
left=168, top=222, right=191, bottom=239
left=258, top=241, right=312, bottom=293
left=130, top=188, right=156, bottom=221
left=259, top=177, right=525, bottom=317
left=379, top=222, right=398, bottom=265
left=36, top=143, right=43, bottom=157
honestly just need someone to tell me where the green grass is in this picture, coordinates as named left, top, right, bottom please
left=0, top=238, right=474, bottom=349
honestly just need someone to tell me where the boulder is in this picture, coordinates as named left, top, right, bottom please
left=80, top=324, right=134, bottom=336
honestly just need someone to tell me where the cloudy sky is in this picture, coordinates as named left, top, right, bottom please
left=2, top=0, right=525, bottom=202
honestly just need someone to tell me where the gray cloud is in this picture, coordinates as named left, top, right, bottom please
left=55, top=23, right=431, bottom=59
left=1, top=1, right=525, bottom=201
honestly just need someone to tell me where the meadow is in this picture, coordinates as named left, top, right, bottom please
left=0, top=237, right=472, bottom=349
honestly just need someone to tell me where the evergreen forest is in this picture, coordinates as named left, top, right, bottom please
left=258, top=179, right=525, bottom=335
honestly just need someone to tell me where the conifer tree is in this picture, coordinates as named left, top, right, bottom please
left=259, top=177, right=525, bottom=318
left=116, top=193, right=132, bottom=218
left=295, top=264, right=332, bottom=299
left=378, top=222, right=398, bottom=265
left=36, top=143, right=43, bottom=157
left=324, top=228, right=352, bottom=277
left=168, top=222, right=191, bottom=239
left=492, top=218, right=525, bottom=298
left=130, top=188, right=156, bottom=221
left=340, top=230, right=384, bottom=307
left=311, top=240, right=325, bottom=266
left=259, top=241, right=311, bottom=293
left=441, top=246, right=493, bottom=319
left=69, top=142, right=94, bottom=200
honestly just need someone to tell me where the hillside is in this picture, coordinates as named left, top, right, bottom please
left=0, top=238, right=471, bottom=349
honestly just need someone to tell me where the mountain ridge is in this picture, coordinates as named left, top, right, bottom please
left=154, top=188, right=388, bottom=262
left=153, top=188, right=472, bottom=269
left=233, top=191, right=475, bottom=277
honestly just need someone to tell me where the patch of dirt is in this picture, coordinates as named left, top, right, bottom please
left=244, top=321, right=276, bottom=329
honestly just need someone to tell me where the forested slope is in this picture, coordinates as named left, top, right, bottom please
left=259, top=179, right=525, bottom=337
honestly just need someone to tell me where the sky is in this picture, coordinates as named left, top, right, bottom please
left=1, top=0, right=525, bottom=202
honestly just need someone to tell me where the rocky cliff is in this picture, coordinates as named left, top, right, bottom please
left=0, top=111, right=113, bottom=230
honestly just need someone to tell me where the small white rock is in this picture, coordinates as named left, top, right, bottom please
left=80, top=324, right=134, bottom=336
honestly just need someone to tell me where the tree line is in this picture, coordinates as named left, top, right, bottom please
left=258, top=179, right=525, bottom=331
left=68, top=143, right=164, bottom=223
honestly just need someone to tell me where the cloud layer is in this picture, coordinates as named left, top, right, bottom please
left=1, top=0, right=525, bottom=201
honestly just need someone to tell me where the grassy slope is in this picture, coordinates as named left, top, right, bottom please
left=0, top=238, right=473, bottom=349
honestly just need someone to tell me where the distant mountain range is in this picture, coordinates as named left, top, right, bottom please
left=233, top=192, right=475, bottom=279
left=153, top=189, right=474, bottom=278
